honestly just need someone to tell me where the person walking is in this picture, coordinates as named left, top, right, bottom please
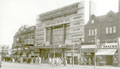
left=49, top=57, right=52, bottom=65
left=38, top=57, right=41, bottom=64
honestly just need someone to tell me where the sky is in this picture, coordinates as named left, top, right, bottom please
left=0, top=0, right=119, bottom=47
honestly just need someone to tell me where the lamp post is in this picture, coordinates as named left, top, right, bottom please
left=94, top=33, right=97, bottom=69
left=79, top=38, right=81, bottom=65
left=54, top=45, right=55, bottom=65
left=72, top=44, right=74, bottom=66
left=94, top=38, right=99, bottom=69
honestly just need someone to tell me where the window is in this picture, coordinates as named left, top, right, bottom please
left=109, top=27, right=112, bottom=34
left=91, top=20, right=94, bottom=24
left=113, top=26, right=116, bottom=33
left=106, top=27, right=108, bottom=34
left=92, top=30, right=94, bottom=36
left=89, top=29, right=91, bottom=36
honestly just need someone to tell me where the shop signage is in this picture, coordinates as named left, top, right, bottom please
left=50, top=49, right=62, bottom=53
left=40, top=3, right=79, bottom=18
left=66, top=50, right=78, bottom=53
left=101, top=43, right=118, bottom=48
left=45, top=17, right=70, bottom=27
left=66, top=53, right=78, bottom=56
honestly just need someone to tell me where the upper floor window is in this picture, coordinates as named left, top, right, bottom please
left=91, top=30, right=94, bottom=36
left=89, top=29, right=97, bottom=36
left=106, top=27, right=109, bottom=34
left=106, top=26, right=116, bottom=34
left=91, top=20, right=94, bottom=24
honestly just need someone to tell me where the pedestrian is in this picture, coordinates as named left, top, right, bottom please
left=12, top=58, right=15, bottom=63
left=49, top=57, right=52, bottom=65
left=38, top=57, right=41, bottom=64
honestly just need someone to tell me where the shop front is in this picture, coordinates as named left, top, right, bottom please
left=95, top=49, right=118, bottom=66
left=81, top=45, right=96, bottom=65
left=66, top=50, right=78, bottom=64
left=65, top=45, right=80, bottom=65
left=49, top=48, right=63, bottom=58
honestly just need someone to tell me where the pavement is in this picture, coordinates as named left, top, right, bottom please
left=1, top=62, right=120, bottom=69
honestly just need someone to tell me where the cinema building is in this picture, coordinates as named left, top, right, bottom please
left=85, top=11, right=120, bottom=66
left=35, top=1, right=94, bottom=64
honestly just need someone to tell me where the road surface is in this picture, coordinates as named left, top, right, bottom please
left=1, top=62, right=120, bottom=69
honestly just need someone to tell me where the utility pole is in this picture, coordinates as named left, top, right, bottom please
left=94, top=29, right=98, bottom=69
left=54, top=45, right=55, bottom=65
left=94, top=36, right=97, bottom=69
left=72, top=44, right=74, bottom=66
left=79, top=38, right=82, bottom=65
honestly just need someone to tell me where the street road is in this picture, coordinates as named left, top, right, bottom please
left=1, top=62, right=120, bottom=69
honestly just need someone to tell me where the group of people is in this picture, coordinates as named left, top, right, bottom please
left=49, top=57, right=64, bottom=66
left=11, top=56, right=69, bottom=66
left=11, top=56, right=42, bottom=64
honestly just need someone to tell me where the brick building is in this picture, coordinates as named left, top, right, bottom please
left=85, top=11, right=120, bottom=66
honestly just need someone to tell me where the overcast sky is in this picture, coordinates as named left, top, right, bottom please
left=0, top=0, right=119, bottom=47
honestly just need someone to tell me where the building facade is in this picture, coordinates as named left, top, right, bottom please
left=35, top=1, right=95, bottom=64
left=85, top=11, right=120, bottom=66
left=12, top=25, right=36, bottom=63
left=0, top=45, right=10, bottom=61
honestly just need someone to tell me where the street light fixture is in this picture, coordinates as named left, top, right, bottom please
left=72, top=44, right=74, bottom=66
left=53, top=45, right=55, bottom=65
left=79, top=38, right=81, bottom=65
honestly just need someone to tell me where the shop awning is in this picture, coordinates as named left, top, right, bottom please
left=95, top=49, right=117, bottom=55
left=81, top=45, right=97, bottom=49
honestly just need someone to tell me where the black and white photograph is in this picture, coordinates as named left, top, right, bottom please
left=0, top=0, right=120, bottom=69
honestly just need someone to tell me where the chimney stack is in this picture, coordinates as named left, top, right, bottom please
left=119, top=0, right=120, bottom=12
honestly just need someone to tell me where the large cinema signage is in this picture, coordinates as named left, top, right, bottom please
left=35, top=22, right=45, bottom=46
left=40, top=3, right=79, bottom=18
left=68, top=13, right=85, bottom=44
left=44, top=17, right=70, bottom=27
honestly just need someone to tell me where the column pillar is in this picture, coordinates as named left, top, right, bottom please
left=63, top=24, right=66, bottom=44
left=49, top=27, right=52, bottom=45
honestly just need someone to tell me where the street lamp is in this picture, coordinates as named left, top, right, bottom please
left=53, top=45, right=55, bottom=65
left=72, top=44, right=74, bottom=66
left=79, top=38, right=81, bottom=65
